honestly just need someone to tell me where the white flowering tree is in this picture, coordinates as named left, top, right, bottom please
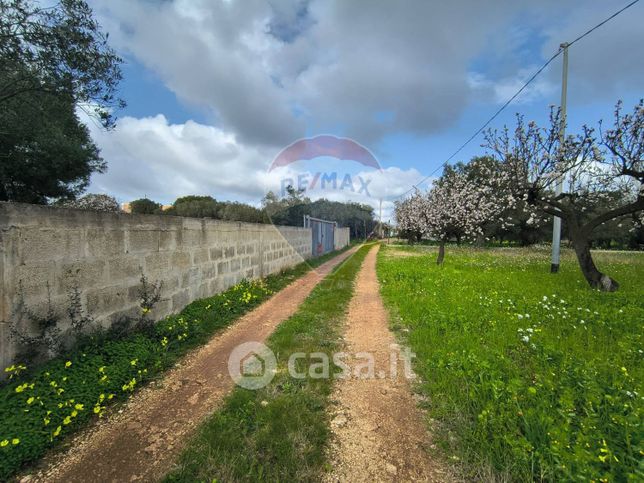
left=395, top=157, right=511, bottom=264
left=484, top=100, right=643, bottom=291
left=60, top=193, right=121, bottom=212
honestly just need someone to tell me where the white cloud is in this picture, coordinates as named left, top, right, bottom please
left=84, top=0, right=644, bottom=210
left=86, top=114, right=424, bottom=215
left=87, top=114, right=275, bottom=204
left=91, top=0, right=535, bottom=146
left=468, top=68, right=557, bottom=105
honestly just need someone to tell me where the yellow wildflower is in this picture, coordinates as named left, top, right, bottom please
left=65, top=361, right=72, bottom=368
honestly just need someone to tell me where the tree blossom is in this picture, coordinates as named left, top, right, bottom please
left=484, top=100, right=643, bottom=291
left=395, top=157, right=511, bottom=264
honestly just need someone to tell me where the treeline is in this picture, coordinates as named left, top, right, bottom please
left=124, top=189, right=377, bottom=235
left=263, top=187, right=377, bottom=238
left=398, top=155, right=643, bottom=251
left=129, top=195, right=269, bottom=224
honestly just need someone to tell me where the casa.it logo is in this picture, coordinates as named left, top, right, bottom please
left=227, top=341, right=277, bottom=390
left=268, top=135, right=381, bottom=198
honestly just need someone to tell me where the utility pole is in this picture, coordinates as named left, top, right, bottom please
left=550, top=42, right=569, bottom=273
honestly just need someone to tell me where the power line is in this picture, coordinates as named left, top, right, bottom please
left=567, top=0, right=640, bottom=48
left=395, top=0, right=640, bottom=200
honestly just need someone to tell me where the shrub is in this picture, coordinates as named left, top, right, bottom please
left=129, top=198, right=162, bottom=214
left=170, top=195, right=221, bottom=218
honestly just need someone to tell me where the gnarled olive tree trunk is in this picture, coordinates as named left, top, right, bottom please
left=571, top=232, right=619, bottom=292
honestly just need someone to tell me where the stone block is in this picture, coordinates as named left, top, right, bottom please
left=217, top=261, right=229, bottom=274
left=170, top=252, right=191, bottom=270
left=59, top=259, right=107, bottom=294
left=159, top=230, right=180, bottom=251
left=171, top=289, right=190, bottom=311
left=192, top=248, right=209, bottom=265
left=202, top=262, right=217, bottom=279
left=145, top=252, right=170, bottom=274
left=86, top=286, right=131, bottom=315
left=20, top=228, right=82, bottom=262
left=87, top=229, right=125, bottom=258
left=128, top=230, right=159, bottom=253
left=183, top=229, right=203, bottom=247
left=181, top=267, right=200, bottom=289
left=108, top=257, right=142, bottom=281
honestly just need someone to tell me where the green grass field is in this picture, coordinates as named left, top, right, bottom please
left=377, top=245, right=643, bottom=482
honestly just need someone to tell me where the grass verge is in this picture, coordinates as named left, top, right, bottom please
left=377, top=245, right=643, bottom=481
left=165, top=244, right=372, bottom=482
left=0, top=245, right=352, bottom=481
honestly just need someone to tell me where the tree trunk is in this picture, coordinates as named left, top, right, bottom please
left=436, top=240, right=445, bottom=265
left=573, top=237, right=619, bottom=292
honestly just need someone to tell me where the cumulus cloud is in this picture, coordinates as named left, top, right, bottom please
left=468, top=68, right=557, bottom=105
left=91, top=0, right=644, bottom=141
left=87, top=114, right=275, bottom=204
left=86, top=114, right=424, bottom=214
left=85, top=0, right=643, bottom=209
left=91, top=0, right=537, bottom=145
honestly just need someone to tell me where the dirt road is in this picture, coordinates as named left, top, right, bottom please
left=30, top=248, right=357, bottom=483
left=325, top=245, right=452, bottom=482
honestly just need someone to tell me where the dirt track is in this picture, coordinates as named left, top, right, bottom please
left=325, top=245, right=452, bottom=482
left=29, top=248, right=356, bottom=483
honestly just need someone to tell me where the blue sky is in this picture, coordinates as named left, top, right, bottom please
left=85, top=0, right=644, bottom=218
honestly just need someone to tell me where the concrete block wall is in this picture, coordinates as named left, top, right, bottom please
left=0, top=202, right=312, bottom=369
left=335, top=227, right=350, bottom=250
